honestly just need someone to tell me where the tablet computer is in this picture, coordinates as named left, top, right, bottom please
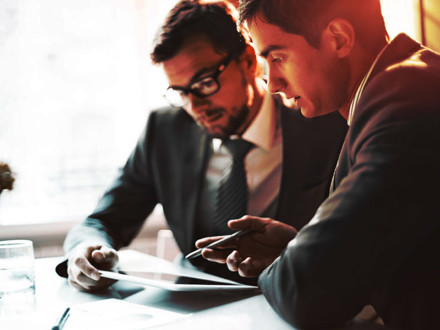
left=98, top=270, right=259, bottom=292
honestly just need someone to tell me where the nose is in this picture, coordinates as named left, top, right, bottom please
left=185, top=93, right=207, bottom=114
left=266, top=66, right=288, bottom=94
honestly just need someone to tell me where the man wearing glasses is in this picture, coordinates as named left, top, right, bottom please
left=57, top=0, right=346, bottom=291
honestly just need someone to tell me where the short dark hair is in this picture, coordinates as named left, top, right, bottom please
left=238, top=0, right=388, bottom=52
left=151, top=0, right=250, bottom=63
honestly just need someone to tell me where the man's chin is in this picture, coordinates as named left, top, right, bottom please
left=206, top=125, right=239, bottom=140
left=299, top=107, right=315, bottom=118
left=200, top=115, right=247, bottom=139
left=300, top=106, right=330, bottom=119
left=207, top=129, right=228, bottom=140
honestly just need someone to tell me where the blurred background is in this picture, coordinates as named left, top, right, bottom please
left=0, top=0, right=439, bottom=257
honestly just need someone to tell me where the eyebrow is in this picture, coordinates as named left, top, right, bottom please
left=191, top=67, right=215, bottom=82
left=169, top=65, right=216, bottom=90
left=259, top=45, right=284, bottom=59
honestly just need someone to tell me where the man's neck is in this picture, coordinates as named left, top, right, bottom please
left=339, top=40, right=389, bottom=119
left=237, top=78, right=266, bottom=135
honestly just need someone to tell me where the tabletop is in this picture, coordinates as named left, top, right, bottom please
left=0, top=250, right=295, bottom=330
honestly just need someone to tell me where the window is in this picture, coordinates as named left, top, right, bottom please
left=0, top=0, right=425, bottom=251
left=0, top=0, right=176, bottom=229
left=380, top=0, right=420, bottom=40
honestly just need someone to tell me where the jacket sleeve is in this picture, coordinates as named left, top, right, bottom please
left=64, top=111, right=160, bottom=253
left=258, top=66, right=440, bottom=328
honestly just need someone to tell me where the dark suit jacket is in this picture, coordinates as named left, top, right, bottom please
left=58, top=95, right=347, bottom=283
left=259, top=34, right=440, bottom=329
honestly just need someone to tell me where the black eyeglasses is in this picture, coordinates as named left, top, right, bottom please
left=164, top=53, right=235, bottom=108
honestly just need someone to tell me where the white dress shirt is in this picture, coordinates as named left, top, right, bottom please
left=196, top=85, right=283, bottom=235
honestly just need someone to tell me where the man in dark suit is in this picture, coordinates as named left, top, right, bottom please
left=58, top=0, right=346, bottom=291
left=197, top=0, right=440, bottom=328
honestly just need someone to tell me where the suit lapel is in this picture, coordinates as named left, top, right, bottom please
left=180, top=125, right=211, bottom=251
left=332, top=140, right=349, bottom=192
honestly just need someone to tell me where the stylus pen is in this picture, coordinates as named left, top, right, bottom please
left=185, top=230, right=252, bottom=259
left=52, top=306, right=70, bottom=330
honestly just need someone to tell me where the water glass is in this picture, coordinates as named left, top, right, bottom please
left=0, top=240, right=36, bottom=316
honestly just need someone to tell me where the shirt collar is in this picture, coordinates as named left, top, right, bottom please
left=213, top=80, right=276, bottom=151
left=347, top=44, right=388, bottom=126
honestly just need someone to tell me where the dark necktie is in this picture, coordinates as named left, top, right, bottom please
left=213, top=139, right=254, bottom=234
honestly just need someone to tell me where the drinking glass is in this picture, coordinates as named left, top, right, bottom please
left=0, top=240, right=36, bottom=315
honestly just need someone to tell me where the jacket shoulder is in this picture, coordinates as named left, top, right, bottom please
left=149, top=106, right=193, bottom=125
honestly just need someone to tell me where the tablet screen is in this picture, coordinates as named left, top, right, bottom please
left=120, top=270, right=237, bottom=286
left=99, top=269, right=258, bottom=291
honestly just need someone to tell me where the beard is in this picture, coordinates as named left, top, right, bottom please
left=198, top=104, right=250, bottom=139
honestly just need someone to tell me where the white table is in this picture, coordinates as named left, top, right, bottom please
left=0, top=250, right=295, bottom=330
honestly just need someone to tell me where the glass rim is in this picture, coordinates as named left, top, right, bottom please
left=0, top=239, right=33, bottom=249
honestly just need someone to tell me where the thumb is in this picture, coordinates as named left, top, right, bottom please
left=92, top=246, right=118, bottom=265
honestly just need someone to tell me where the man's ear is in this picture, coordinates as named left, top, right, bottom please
left=322, top=18, right=355, bottom=58
left=238, top=44, right=258, bottom=75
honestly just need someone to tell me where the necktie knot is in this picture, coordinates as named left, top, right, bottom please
left=223, top=139, right=254, bottom=162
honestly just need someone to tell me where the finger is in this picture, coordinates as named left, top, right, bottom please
left=226, top=250, right=242, bottom=272
left=228, top=215, right=270, bottom=232
left=238, top=257, right=259, bottom=278
left=70, top=272, right=99, bottom=288
left=200, top=248, right=232, bottom=264
left=83, top=244, right=103, bottom=258
left=68, top=259, right=116, bottom=291
left=71, top=255, right=100, bottom=281
left=91, top=247, right=118, bottom=268
left=91, top=250, right=105, bottom=263
left=94, top=246, right=118, bottom=260
left=68, top=264, right=97, bottom=289
left=68, top=273, right=115, bottom=292
left=195, top=236, right=226, bottom=248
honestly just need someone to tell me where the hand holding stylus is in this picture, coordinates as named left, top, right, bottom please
left=185, top=230, right=252, bottom=259
left=195, top=216, right=298, bottom=278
